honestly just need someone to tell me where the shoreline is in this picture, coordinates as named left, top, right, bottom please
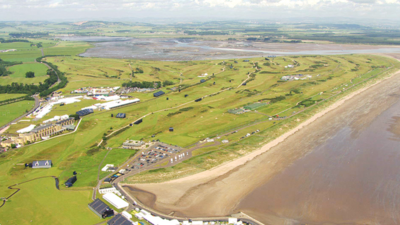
left=129, top=67, right=400, bottom=187
left=124, top=55, right=400, bottom=219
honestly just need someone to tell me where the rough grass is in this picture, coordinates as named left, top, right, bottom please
left=0, top=63, right=49, bottom=85
left=1, top=54, right=399, bottom=224
left=0, top=100, right=34, bottom=127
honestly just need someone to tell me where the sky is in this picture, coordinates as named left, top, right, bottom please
left=0, top=0, right=400, bottom=23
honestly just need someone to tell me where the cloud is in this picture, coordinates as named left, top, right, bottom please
left=0, top=0, right=399, bottom=21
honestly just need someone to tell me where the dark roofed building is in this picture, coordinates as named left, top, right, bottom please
left=32, top=160, right=52, bottom=169
left=88, top=199, right=114, bottom=218
left=65, top=175, right=77, bottom=187
left=153, top=91, right=165, bottom=97
left=116, top=113, right=126, bottom=118
left=200, top=79, right=206, bottom=83
left=76, top=108, right=94, bottom=117
left=107, top=214, right=132, bottom=225
left=133, top=118, right=142, bottom=125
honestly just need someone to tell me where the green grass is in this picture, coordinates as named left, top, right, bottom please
left=0, top=63, right=49, bottom=85
left=0, top=93, right=26, bottom=101
left=0, top=100, right=34, bottom=127
left=0, top=53, right=399, bottom=225
left=0, top=178, right=101, bottom=225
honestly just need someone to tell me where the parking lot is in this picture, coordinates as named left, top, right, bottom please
left=104, top=142, right=194, bottom=183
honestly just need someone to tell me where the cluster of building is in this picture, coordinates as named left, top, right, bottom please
left=82, top=98, right=140, bottom=111
left=281, top=74, right=312, bottom=81
left=1, top=117, right=75, bottom=148
left=71, top=87, right=120, bottom=96
left=89, top=196, right=247, bottom=225
left=33, top=96, right=82, bottom=119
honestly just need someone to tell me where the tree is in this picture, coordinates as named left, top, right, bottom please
left=25, top=71, right=35, bottom=78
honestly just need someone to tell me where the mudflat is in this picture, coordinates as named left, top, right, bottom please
left=61, top=37, right=400, bottom=60
left=125, top=56, right=400, bottom=224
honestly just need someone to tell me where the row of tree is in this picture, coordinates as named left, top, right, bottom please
left=0, top=56, right=67, bottom=97
left=0, top=59, right=21, bottom=77
left=9, top=32, right=49, bottom=38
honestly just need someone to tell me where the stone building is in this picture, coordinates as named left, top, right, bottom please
left=0, top=118, right=75, bottom=148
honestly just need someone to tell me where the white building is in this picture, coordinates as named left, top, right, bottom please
left=101, top=164, right=114, bottom=172
left=228, top=218, right=238, bottom=224
left=222, top=140, right=229, bottom=143
left=122, top=211, right=132, bottom=219
left=98, top=187, right=117, bottom=194
left=103, top=193, right=129, bottom=209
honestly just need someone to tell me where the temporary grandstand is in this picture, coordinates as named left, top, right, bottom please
left=153, top=90, right=165, bottom=97
left=107, top=214, right=132, bottom=225
left=103, top=193, right=129, bottom=209
left=76, top=108, right=94, bottom=117
left=88, top=199, right=114, bottom=218
left=116, top=113, right=126, bottom=118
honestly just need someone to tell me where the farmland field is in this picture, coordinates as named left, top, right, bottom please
left=0, top=100, right=34, bottom=127
left=0, top=63, right=49, bottom=85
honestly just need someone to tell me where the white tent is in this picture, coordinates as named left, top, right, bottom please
left=103, top=193, right=129, bottom=209
left=17, top=124, right=36, bottom=134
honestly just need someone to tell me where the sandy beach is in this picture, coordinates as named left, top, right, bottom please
left=125, top=54, right=400, bottom=222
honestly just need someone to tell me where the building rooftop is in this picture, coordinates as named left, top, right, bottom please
left=107, top=214, right=132, bottom=225
left=31, top=124, right=54, bottom=133
left=32, top=160, right=52, bottom=168
left=88, top=199, right=113, bottom=218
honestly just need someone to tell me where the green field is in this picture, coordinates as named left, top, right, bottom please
left=0, top=40, right=91, bottom=62
left=0, top=63, right=49, bottom=85
left=0, top=53, right=399, bottom=225
left=0, top=100, right=34, bottom=127
left=0, top=93, right=26, bottom=101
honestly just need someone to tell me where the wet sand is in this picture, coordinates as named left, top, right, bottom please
left=60, top=37, right=400, bottom=60
left=125, top=56, right=400, bottom=224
